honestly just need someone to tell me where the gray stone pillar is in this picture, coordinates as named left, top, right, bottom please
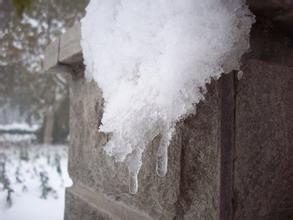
left=44, top=3, right=293, bottom=219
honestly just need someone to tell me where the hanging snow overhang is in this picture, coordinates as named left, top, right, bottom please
left=43, top=1, right=293, bottom=75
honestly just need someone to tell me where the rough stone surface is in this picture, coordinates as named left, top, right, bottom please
left=247, top=20, right=293, bottom=68
left=174, top=78, right=222, bottom=220
left=64, top=187, right=113, bottom=220
left=65, top=183, right=151, bottom=220
left=232, top=16, right=293, bottom=219
left=69, top=74, right=219, bottom=218
left=68, top=67, right=235, bottom=219
left=234, top=60, right=293, bottom=219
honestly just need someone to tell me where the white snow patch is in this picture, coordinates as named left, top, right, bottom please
left=0, top=134, right=37, bottom=143
left=81, top=0, right=254, bottom=193
left=0, top=123, right=40, bottom=132
left=21, top=14, right=40, bottom=28
left=0, top=145, right=72, bottom=220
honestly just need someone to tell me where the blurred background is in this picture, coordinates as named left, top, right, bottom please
left=0, top=0, right=88, bottom=219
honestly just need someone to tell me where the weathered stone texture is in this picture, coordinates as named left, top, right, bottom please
left=65, top=184, right=151, bottom=220
left=68, top=73, right=223, bottom=219
left=231, top=16, right=293, bottom=218
left=234, top=60, right=293, bottom=219
left=175, top=79, right=221, bottom=220
left=65, top=190, right=113, bottom=220
left=69, top=76, right=179, bottom=219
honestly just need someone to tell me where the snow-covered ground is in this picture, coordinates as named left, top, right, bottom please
left=0, top=141, right=72, bottom=220
left=0, top=123, right=40, bottom=132
left=0, top=134, right=37, bottom=143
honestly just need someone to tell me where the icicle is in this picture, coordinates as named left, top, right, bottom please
left=127, top=148, right=142, bottom=194
left=129, top=170, right=138, bottom=194
left=156, top=129, right=172, bottom=177
left=156, top=142, right=168, bottom=177
left=237, top=70, right=243, bottom=80
left=156, top=146, right=168, bottom=177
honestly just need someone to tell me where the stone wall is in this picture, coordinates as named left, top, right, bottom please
left=44, top=2, right=293, bottom=219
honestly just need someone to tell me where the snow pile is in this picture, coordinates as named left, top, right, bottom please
left=81, top=0, right=254, bottom=193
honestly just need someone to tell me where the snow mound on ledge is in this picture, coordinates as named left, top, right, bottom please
left=81, top=0, right=254, bottom=193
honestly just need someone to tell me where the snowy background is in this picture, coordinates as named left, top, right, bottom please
left=0, top=134, right=71, bottom=220
left=0, top=1, right=86, bottom=218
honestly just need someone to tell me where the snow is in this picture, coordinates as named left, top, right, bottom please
left=0, top=144, right=72, bottom=220
left=81, top=0, right=254, bottom=193
left=21, top=14, right=40, bottom=29
left=0, top=133, right=37, bottom=143
left=0, top=123, right=40, bottom=132
left=0, top=194, right=65, bottom=220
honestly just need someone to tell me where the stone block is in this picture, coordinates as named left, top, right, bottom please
left=234, top=59, right=293, bottom=219
left=69, top=78, right=181, bottom=219
left=64, top=187, right=113, bottom=220
left=59, top=22, right=83, bottom=65
left=68, top=70, right=228, bottom=218
left=43, top=38, right=59, bottom=72
left=247, top=0, right=293, bottom=16
left=65, top=184, right=150, bottom=220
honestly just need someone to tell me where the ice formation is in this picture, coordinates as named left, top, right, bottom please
left=81, top=0, right=254, bottom=193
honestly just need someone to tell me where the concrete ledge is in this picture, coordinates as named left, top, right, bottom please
left=43, top=22, right=82, bottom=73
left=65, top=183, right=151, bottom=220
left=44, top=64, right=74, bottom=75
left=59, top=22, right=82, bottom=65
left=65, top=188, right=112, bottom=220
left=43, top=38, right=59, bottom=72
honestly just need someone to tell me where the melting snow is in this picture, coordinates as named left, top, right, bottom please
left=81, top=0, right=254, bottom=193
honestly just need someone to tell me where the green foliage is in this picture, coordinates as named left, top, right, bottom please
left=11, top=0, right=32, bottom=17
